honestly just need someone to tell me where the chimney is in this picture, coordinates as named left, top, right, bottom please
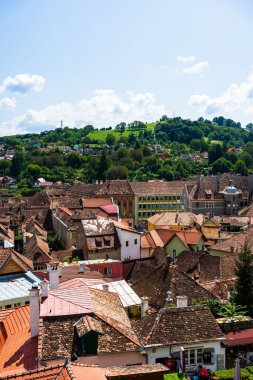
left=176, top=296, right=188, bottom=308
left=141, top=296, right=149, bottom=317
left=102, top=284, right=110, bottom=292
left=230, top=246, right=235, bottom=254
left=41, top=279, right=49, bottom=298
left=78, top=262, right=85, bottom=273
left=47, top=261, right=60, bottom=290
left=29, top=284, right=40, bottom=338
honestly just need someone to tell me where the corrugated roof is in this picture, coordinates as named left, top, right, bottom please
left=91, top=280, right=141, bottom=307
left=0, top=272, right=41, bottom=302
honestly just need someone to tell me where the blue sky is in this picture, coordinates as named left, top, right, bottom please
left=0, top=0, right=253, bottom=135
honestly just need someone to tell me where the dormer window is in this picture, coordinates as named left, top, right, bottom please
left=95, top=238, right=102, bottom=247
left=205, top=189, right=212, bottom=199
left=75, top=316, right=104, bottom=356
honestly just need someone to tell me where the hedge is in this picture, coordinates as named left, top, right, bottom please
left=214, top=366, right=253, bottom=380
left=164, top=373, right=187, bottom=380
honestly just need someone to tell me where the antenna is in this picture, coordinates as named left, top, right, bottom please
left=61, top=120, right=63, bottom=128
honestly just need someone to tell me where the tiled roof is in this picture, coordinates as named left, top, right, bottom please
left=82, top=198, right=113, bottom=208
left=113, top=221, right=140, bottom=233
left=69, top=182, right=101, bottom=195
left=96, top=180, right=134, bottom=196
left=104, top=363, right=168, bottom=378
left=0, top=306, right=38, bottom=374
left=24, top=234, right=51, bottom=263
left=75, top=315, right=104, bottom=337
left=0, top=248, right=33, bottom=273
left=176, top=251, right=237, bottom=282
left=0, top=365, right=71, bottom=379
left=130, top=180, right=193, bottom=195
left=148, top=212, right=204, bottom=227
left=81, top=217, right=115, bottom=236
left=133, top=306, right=224, bottom=347
left=39, top=286, right=140, bottom=360
left=127, top=261, right=214, bottom=310
left=210, top=226, right=253, bottom=253
left=91, top=280, right=142, bottom=308
left=189, top=173, right=249, bottom=200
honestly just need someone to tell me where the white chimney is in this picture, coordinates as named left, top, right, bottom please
left=78, top=262, right=85, bottom=273
left=103, top=284, right=110, bottom=292
left=141, top=296, right=149, bottom=317
left=47, top=262, right=60, bottom=290
left=41, top=279, right=49, bottom=298
left=29, top=284, right=40, bottom=338
left=176, top=296, right=188, bottom=308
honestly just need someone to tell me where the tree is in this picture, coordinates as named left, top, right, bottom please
left=47, top=233, right=64, bottom=251
left=234, top=159, right=248, bottom=176
left=218, top=301, right=247, bottom=329
left=246, top=123, right=253, bottom=131
left=107, top=165, right=128, bottom=179
left=208, top=143, right=223, bottom=164
left=97, top=150, right=108, bottom=181
left=234, top=243, right=253, bottom=316
left=27, top=164, right=42, bottom=181
left=106, top=133, right=116, bottom=146
left=10, top=151, right=26, bottom=177
left=212, top=158, right=232, bottom=174
left=160, top=115, right=168, bottom=122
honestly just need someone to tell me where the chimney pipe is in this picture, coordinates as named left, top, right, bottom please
left=176, top=296, right=188, bottom=308
left=78, top=262, right=85, bottom=273
left=29, top=284, right=40, bottom=338
left=103, top=284, right=110, bottom=292
left=41, top=279, right=49, bottom=298
left=141, top=296, right=149, bottom=317
left=47, top=262, right=60, bottom=290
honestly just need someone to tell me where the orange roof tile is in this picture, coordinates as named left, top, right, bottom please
left=0, top=365, right=71, bottom=379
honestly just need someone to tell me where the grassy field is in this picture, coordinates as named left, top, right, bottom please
left=86, top=122, right=156, bottom=142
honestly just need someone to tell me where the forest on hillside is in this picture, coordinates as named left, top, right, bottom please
left=1, top=115, right=253, bottom=196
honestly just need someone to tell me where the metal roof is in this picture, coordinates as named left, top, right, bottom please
left=91, top=280, right=141, bottom=308
left=0, top=271, right=41, bottom=301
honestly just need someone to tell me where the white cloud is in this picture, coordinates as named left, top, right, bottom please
left=177, top=55, right=196, bottom=64
left=0, top=89, right=166, bottom=136
left=0, top=97, right=16, bottom=109
left=189, top=69, right=253, bottom=124
left=182, top=61, right=209, bottom=75
left=0, top=74, right=46, bottom=94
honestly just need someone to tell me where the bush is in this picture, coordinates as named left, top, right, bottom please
left=214, top=365, right=253, bottom=380
left=164, top=374, right=187, bottom=380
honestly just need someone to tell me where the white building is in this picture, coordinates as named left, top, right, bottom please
left=114, top=221, right=141, bottom=261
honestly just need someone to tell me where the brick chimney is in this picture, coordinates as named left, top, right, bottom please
left=29, top=284, right=40, bottom=338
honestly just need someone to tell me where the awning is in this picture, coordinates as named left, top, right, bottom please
left=224, top=329, right=253, bottom=346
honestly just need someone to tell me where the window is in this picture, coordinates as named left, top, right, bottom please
left=173, top=249, right=176, bottom=264
left=205, top=202, right=214, bottom=208
left=104, top=267, right=112, bottom=275
left=134, top=238, right=138, bottom=245
left=126, top=241, right=129, bottom=247
left=196, top=202, right=199, bottom=208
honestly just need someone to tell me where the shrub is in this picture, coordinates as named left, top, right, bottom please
left=214, top=365, right=253, bottom=380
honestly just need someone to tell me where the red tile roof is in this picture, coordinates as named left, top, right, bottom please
left=0, top=365, right=71, bottom=379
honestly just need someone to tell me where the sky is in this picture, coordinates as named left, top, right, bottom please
left=1, top=0, right=253, bottom=135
